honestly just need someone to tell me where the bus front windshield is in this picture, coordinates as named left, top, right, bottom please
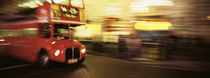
left=54, top=24, right=70, bottom=40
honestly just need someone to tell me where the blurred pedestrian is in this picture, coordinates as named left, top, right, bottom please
left=125, top=35, right=142, bottom=59
left=118, top=35, right=128, bottom=58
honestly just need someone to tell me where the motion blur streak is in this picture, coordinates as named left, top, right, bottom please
left=134, top=21, right=172, bottom=30
left=1, top=0, right=210, bottom=78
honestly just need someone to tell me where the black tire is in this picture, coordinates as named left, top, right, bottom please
left=36, top=53, right=51, bottom=67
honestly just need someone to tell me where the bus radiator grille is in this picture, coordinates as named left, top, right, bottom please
left=65, top=48, right=80, bottom=61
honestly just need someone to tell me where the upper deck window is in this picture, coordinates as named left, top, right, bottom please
left=61, top=6, right=78, bottom=18
left=51, top=4, right=79, bottom=18
left=51, top=4, right=61, bottom=17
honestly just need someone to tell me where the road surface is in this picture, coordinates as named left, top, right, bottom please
left=0, top=54, right=209, bottom=78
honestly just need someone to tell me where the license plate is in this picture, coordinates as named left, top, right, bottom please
left=68, top=59, right=78, bottom=64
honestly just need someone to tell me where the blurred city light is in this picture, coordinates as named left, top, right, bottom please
left=134, top=21, right=172, bottom=30
left=74, top=24, right=102, bottom=41
left=130, top=0, right=174, bottom=12
left=1, top=0, right=210, bottom=71
left=130, top=0, right=174, bottom=7
left=18, top=0, right=44, bottom=8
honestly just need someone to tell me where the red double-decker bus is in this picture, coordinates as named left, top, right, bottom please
left=0, top=0, right=86, bottom=67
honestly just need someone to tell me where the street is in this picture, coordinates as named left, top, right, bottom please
left=0, top=54, right=210, bottom=78
left=1, top=0, right=210, bottom=78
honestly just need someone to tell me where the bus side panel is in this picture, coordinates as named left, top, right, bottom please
left=0, top=37, right=11, bottom=56
left=9, top=37, right=52, bottom=62
left=23, top=38, right=52, bottom=62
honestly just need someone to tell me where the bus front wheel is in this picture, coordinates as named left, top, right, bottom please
left=36, top=53, right=51, bottom=67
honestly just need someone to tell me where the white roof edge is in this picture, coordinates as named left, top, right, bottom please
left=51, top=19, right=86, bottom=24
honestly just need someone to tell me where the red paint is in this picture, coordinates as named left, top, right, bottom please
left=0, top=1, right=86, bottom=63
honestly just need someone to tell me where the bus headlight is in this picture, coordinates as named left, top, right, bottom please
left=54, top=50, right=60, bottom=56
left=81, top=48, right=86, bottom=54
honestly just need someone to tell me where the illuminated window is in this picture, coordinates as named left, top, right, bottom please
left=51, top=4, right=61, bottom=17
left=61, top=6, right=68, bottom=13
left=69, top=7, right=78, bottom=15
left=0, top=28, right=38, bottom=38
left=61, top=6, right=78, bottom=18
